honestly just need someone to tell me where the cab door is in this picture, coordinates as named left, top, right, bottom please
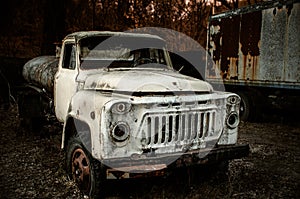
left=54, top=41, right=78, bottom=122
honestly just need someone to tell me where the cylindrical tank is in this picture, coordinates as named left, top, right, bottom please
left=22, top=56, right=59, bottom=94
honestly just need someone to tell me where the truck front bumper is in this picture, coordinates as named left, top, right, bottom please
left=104, top=144, right=250, bottom=179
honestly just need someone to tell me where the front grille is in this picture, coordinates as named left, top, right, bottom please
left=139, top=110, right=216, bottom=148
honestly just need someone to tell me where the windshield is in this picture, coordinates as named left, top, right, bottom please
left=79, top=35, right=169, bottom=70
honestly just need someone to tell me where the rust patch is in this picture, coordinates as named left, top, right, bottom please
left=221, top=16, right=240, bottom=58
left=210, top=20, right=221, bottom=63
left=243, top=55, right=247, bottom=80
left=98, top=83, right=113, bottom=89
left=240, top=11, right=262, bottom=56
left=239, top=11, right=262, bottom=81
left=208, top=9, right=263, bottom=81
left=220, top=15, right=240, bottom=79
left=90, top=82, right=97, bottom=88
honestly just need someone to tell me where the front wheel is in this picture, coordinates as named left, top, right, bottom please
left=66, top=135, right=105, bottom=199
left=236, top=90, right=263, bottom=122
left=235, top=92, right=250, bottom=121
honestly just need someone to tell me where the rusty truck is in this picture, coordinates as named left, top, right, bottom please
left=206, top=0, right=300, bottom=121
left=19, top=31, right=249, bottom=198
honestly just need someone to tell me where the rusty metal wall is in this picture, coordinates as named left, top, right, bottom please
left=207, top=1, right=300, bottom=89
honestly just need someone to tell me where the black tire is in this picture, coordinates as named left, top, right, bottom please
left=236, top=91, right=252, bottom=121
left=237, top=92, right=251, bottom=121
left=236, top=90, right=263, bottom=122
left=66, top=134, right=105, bottom=199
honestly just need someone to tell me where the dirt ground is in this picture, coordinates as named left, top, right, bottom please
left=0, top=106, right=299, bottom=199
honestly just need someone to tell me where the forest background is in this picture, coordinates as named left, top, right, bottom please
left=0, top=0, right=258, bottom=58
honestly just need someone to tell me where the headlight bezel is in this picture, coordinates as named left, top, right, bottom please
left=111, top=122, right=130, bottom=142
left=111, top=102, right=132, bottom=114
left=226, top=111, right=240, bottom=129
left=227, top=95, right=241, bottom=105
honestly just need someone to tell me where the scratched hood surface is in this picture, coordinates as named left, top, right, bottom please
left=83, top=69, right=213, bottom=93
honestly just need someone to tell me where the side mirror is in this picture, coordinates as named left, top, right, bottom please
left=56, top=46, right=61, bottom=58
left=54, top=42, right=62, bottom=58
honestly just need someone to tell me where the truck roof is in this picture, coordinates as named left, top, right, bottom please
left=64, top=31, right=164, bottom=41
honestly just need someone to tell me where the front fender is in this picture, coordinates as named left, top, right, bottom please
left=61, top=90, right=124, bottom=159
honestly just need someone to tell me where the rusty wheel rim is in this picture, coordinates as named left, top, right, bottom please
left=72, top=148, right=91, bottom=193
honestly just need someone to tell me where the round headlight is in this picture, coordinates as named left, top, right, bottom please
left=226, top=112, right=239, bottom=129
left=112, top=102, right=131, bottom=114
left=111, top=122, right=130, bottom=142
left=227, top=95, right=240, bottom=104
left=116, top=103, right=126, bottom=112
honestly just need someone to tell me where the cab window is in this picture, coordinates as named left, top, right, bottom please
left=62, top=43, right=76, bottom=70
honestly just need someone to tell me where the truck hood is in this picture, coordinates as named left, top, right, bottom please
left=83, top=69, right=213, bottom=94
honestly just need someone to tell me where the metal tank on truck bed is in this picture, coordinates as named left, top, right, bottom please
left=206, top=0, right=300, bottom=121
left=22, top=56, right=58, bottom=94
